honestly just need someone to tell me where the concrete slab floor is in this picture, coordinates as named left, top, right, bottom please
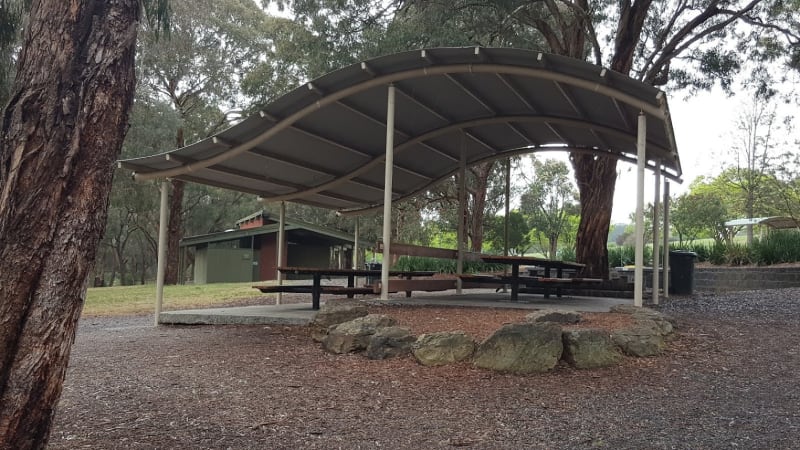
left=158, top=290, right=634, bottom=326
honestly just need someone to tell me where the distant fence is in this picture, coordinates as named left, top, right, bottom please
left=695, top=267, right=800, bottom=292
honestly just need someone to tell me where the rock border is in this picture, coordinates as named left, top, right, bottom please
left=311, top=302, right=675, bottom=373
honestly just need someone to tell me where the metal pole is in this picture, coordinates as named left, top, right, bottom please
left=380, top=85, right=396, bottom=300
left=504, top=158, right=511, bottom=257
left=634, top=113, right=646, bottom=307
left=353, top=216, right=360, bottom=286
left=456, top=134, right=467, bottom=294
left=503, top=157, right=511, bottom=293
left=154, top=180, right=170, bottom=326
left=662, top=181, right=671, bottom=299
left=353, top=216, right=360, bottom=269
left=652, top=162, right=661, bottom=305
left=276, top=201, right=286, bottom=305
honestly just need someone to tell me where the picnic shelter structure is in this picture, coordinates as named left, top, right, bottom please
left=118, top=47, right=684, bottom=318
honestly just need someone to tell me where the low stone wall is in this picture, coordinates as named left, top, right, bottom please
left=694, top=267, right=800, bottom=292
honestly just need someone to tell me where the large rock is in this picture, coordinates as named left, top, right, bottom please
left=473, top=323, right=563, bottom=374
left=309, top=301, right=368, bottom=342
left=609, top=304, right=674, bottom=335
left=412, top=331, right=476, bottom=366
left=366, top=326, right=415, bottom=360
left=562, top=329, right=622, bottom=369
left=322, top=314, right=396, bottom=354
left=526, top=309, right=582, bottom=324
left=611, top=319, right=666, bottom=357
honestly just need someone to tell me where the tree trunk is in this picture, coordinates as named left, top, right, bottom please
left=569, top=0, right=651, bottom=278
left=468, top=162, right=493, bottom=252
left=571, top=154, right=617, bottom=278
left=548, top=236, right=558, bottom=260
left=165, top=124, right=185, bottom=285
left=0, top=1, right=139, bottom=447
left=165, top=179, right=184, bottom=284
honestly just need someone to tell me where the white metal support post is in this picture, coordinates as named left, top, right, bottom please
left=456, top=136, right=467, bottom=294
left=503, top=158, right=511, bottom=293
left=380, top=85, right=396, bottom=300
left=652, top=162, right=661, bottom=305
left=276, top=201, right=286, bottom=304
left=353, top=216, right=360, bottom=268
left=634, top=113, right=647, bottom=307
left=662, top=181, right=671, bottom=299
left=154, top=180, right=170, bottom=326
left=353, top=216, right=360, bottom=286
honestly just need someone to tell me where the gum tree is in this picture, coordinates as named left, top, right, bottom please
left=0, top=1, right=168, bottom=447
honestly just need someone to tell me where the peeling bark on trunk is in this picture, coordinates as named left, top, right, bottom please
left=0, top=0, right=139, bottom=447
left=468, top=161, right=493, bottom=253
left=569, top=0, right=651, bottom=278
left=571, top=154, right=617, bottom=279
left=165, top=179, right=184, bottom=284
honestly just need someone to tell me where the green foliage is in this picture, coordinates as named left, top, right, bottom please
left=483, top=210, right=531, bottom=255
left=671, top=191, right=730, bottom=245
left=519, top=157, right=578, bottom=259
left=556, top=246, right=575, bottom=262
left=672, top=231, right=800, bottom=267
left=724, top=242, right=756, bottom=266
left=752, top=230, right=800, bottom=265
left=608, top=245, right=652, bottom=268
left=391, top=256, right=504, bottom=274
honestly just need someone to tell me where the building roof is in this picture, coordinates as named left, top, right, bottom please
left=724, top=216, right=800, bottom=229
left=179, top=219, right=354, bottom=247
left=120, top=47, right=681, bottom=214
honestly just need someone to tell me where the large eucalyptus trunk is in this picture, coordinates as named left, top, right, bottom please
left=572, top=154, right=617, bottom=278
left=0, top=0, right=139, bottom=447
left=165, top=125, right=185, bottom=284
left=569, top=0, right=651, bottom=278
left=165, top=178, right=184, bottom=284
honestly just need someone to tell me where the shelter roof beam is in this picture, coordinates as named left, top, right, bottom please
left=335, top=99, right=457, bottom=162
left=261, top=114, right=673, bottom=205
left=212, top=136, right=390, bottom=196
left=166, top=153, right=370, bottom=205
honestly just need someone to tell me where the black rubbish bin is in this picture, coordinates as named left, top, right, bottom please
left=669, top=250, right=697, bottom=295
left=365, top=262, right=382, bottom=286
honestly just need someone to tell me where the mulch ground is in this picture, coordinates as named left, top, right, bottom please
left=49, top=288, right=800, bottom=449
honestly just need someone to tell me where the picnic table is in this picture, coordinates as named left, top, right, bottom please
left=460, top=255, right=591, bottom=301
left=254, top=267, right=437, bottom=310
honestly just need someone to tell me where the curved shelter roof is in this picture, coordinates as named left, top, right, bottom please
left=120, top=47, right=682, bottom=214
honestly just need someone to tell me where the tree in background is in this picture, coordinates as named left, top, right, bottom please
left=519, top=157, right=578, bottom=259
left=272, top=0, right=800, bottom=278
left=671, top=192, right=729, bottom=245
left=771, top=149, right=800, bottom=219
left=0, top=1, right=169, bottom=446
left=136, top=0, right=270, bottom=284
left=719, top=94, right=785, bottom=244
left=484, top=210, right=532, bottom=255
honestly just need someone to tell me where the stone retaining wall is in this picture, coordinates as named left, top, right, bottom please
left=694, top=267, right=800, bottom=292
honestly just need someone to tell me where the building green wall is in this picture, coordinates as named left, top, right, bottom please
left=203, top=247, right=255, bottom=283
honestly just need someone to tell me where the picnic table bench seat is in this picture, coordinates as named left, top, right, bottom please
left=253, top=284, right=375, bottom=296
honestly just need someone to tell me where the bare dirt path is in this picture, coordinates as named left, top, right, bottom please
left=49, top=289, right=800, bottom=449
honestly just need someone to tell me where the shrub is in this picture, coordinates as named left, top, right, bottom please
left=724, top=242, right=754, bottom=266
left=608, top=245, right=652, bottom=267
left=557, top=247, right=576, bottom=262
left=752, top=230, right=800, bottom=265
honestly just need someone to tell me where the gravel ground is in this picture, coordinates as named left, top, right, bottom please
left=49, top=288, right=800, bottom=449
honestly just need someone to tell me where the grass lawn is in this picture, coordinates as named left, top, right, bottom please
left=84, top=282, right=264, bottom=316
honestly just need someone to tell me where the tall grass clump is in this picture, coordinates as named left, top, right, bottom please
left=608, top=245, right=652, bottom=267
left=752, top=230, right=800, bottom=265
